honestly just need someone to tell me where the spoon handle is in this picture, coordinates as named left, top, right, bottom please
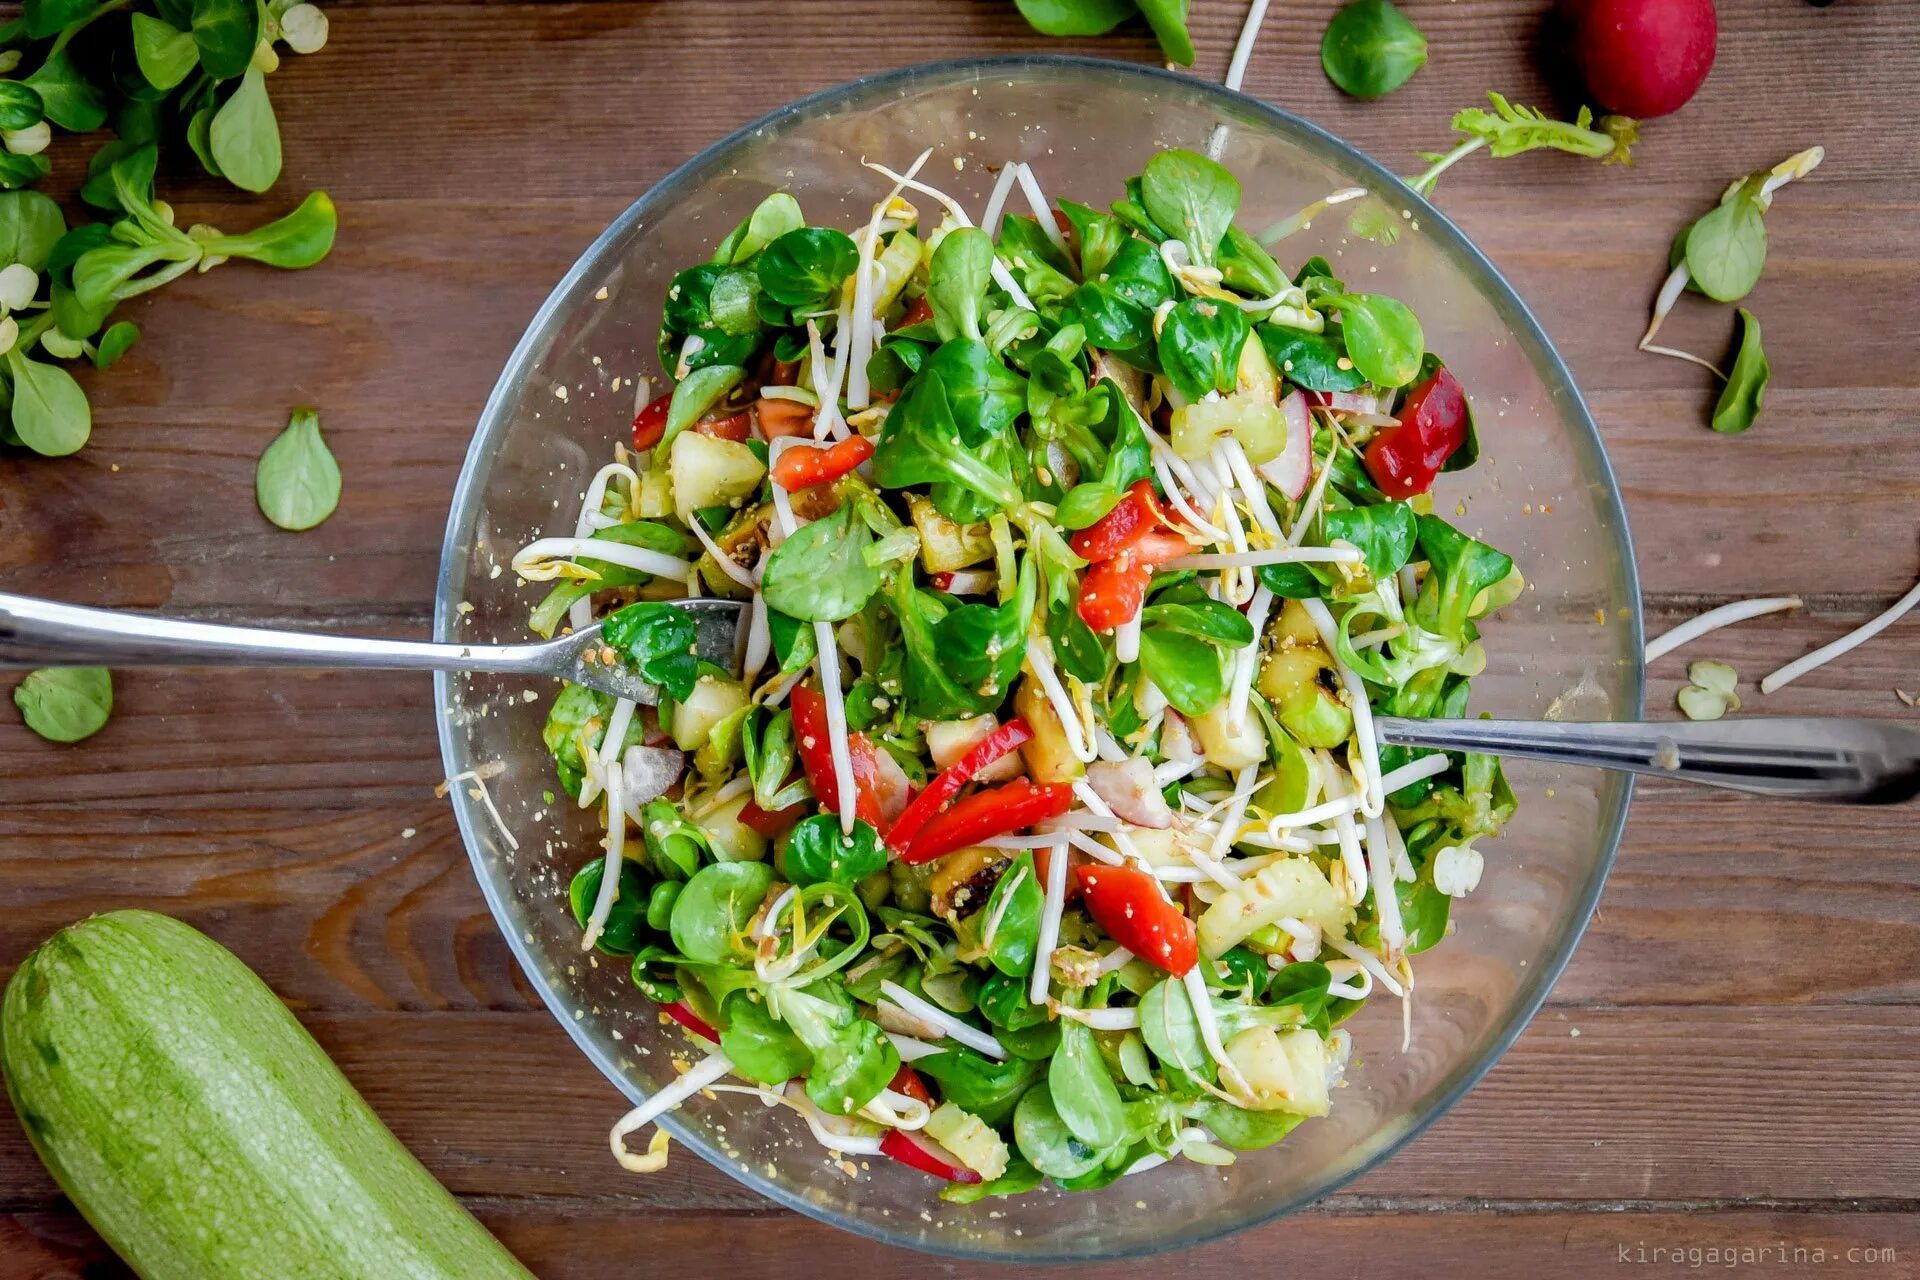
left=0, top=591, right=539, bottom=677
left=1378, top=715, right=1920, bottom=804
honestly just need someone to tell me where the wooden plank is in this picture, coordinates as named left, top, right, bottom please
left=1, top=1006, right=1914, bottom=1209
left=7, top=1202, right=1916, bottom=1280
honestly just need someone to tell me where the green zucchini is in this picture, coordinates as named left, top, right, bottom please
left=1, top=910, right=534, bottom=1280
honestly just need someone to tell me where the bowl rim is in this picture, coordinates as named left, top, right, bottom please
left=434, top=53, right=1644, bottom=1261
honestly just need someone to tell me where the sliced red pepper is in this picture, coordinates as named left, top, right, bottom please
left=773, top=435, right=873, bottom=491
left=884, top=719, right=1033, bottom=855
left=755, top=397, right=816, bottom=439
left=900, top=778, right=1073, bottom=865
left=1070, top=480, right=1166, bottom=562
left=1363, top=366, right=1468, bottom=499
left=888, top=1064, right=934, bottom=1105
left=739, top=798, right=808, bottom=839
left=790, top=684, right=884, bottom=828
left=1076, top=864, right=1197, bottom=977
left=660, top=999, right=720, bottom=1043
left=928, top=571, right=955, bottom=592
left=631, top=390, right=673, bottom=450
left=878, top=1128, right=981, bottom=1183
left=893, top=296, right=934, bottom=331
left=1075, top=529, right=1192, bottom=633
left=696, top=409, right=754, bottom=443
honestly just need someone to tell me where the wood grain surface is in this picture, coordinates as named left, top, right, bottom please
left=3, top=2, right=1917, bottom=1277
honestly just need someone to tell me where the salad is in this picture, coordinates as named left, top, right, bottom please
left=511, top=146, right=1520, bottom=1200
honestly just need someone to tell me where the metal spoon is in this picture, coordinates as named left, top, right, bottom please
left=4, top=590, right=1916, bottom=804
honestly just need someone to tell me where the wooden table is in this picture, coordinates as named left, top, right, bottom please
left=3, top=3, right=1916, bottom=1276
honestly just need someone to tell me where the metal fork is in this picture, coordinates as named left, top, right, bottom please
left=3, top=590, right=1916, bottom=804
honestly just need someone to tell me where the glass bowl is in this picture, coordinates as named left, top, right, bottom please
left=433, top=56, right=1642, bottom=1261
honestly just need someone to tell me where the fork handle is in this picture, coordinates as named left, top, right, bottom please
left=0, top=591, right=540, bottom=676
left=1378, top=715, right=1920, bottom=804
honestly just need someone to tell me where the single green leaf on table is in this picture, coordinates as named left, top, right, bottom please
left=23, top=0, right=97, bottom=39
left=90, top=319, right=139, bottom=369
left=0, top=81, right=45, bottom=131
left=131, top=12, right=200, bottom=90
left=186, top=104, right=223, bottom=177
left=209, top=67, right=281, bottom=193
left=1139, top=148, right=1238, bottom=268
left=0, top=190, right=65, bottom=270
left=255, top=407, right=340, bottom=530
left=1685, top=185, right=1767, bottom=303
left=1013, top=0, right=1135, bottom=36
left=0, top=154, right=51, bottom=192
left=1321, top=0, right=1427, bottom=99
left=192, top=0, right=262, bottom=79
left=1711, top=308, right=1769, bottom=434
left=8, top=348, right=90, bottom=456
left=760, top=502, right=881, bottom=622
left=600, top=601, right=700, bottom=700
left=197, top=190, right=338, bottom=268
left=23, top=47, right=105, bottom=132
left=1134, top=0, right=1196, bottom=65
left=13, top=666, right=111, bottom=742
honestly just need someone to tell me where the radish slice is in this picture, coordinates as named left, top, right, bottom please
left=1258, top=391, right=1313, bottom=499
left=660, top=1000, right=719, bottom=1043
left=620, top=744, right=685, bottom=808
left=879, top=1128, right=982, bottom=1183
left=1086, top=758, right=1173, bottom=830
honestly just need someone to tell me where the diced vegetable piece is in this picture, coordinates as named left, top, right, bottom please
left=1196, top=857, right=1346, bottom=957
left=1257, top=648, right=1353, bottom=749
left=924, top=1102, right=1011, bottom=1180
left=1188, top=699, right=1268, bottom=772
left=908, top=494, right=994, bottom=573
left=1223, top=1025, right=1331, bottom=1116
left=697, top=791, right=769, bottom=863
left=0, top=911, right=535, bottom=1280
left=669, top=430, right=765, bottom=522
left=1013, top=675, right=1085, bottom=784
left=670, top=674, right=750, bottom=752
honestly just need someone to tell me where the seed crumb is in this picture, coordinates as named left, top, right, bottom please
left=594, top=286, right=609, bottom=300
left=401, top=827, right=416, bottom=839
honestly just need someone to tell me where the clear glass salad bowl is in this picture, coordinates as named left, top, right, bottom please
left=434, top=56, right=1642, bottom=1261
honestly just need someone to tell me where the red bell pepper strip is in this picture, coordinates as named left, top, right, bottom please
left=892, top=296, right=935, bottom=331
left=631, top=390, right=673, bottom=450
left=1069, top=480, right=1168, bottom=562
left=1076, top=864, right=1197, bottom=976
left=884, top=719, right=1033, bottom=855
left=900, top=778, right=1073, bottom=865
left=1075, top=529, right=1188, bottom=633
left=878, top=1128, right=981, bottom=1183
left=888, top=1064, right=934, bottom=1105
left=789, top=684, right=884, bottom=828
left=773, top=435, right=873, bottom=491
left=1362, top=366, right=1468, bottom=499
left=739, top=798, right=808, bottom=839
left=661, top=999, right=720, bottom=1043
left=697, top=409, right=754, bottom=443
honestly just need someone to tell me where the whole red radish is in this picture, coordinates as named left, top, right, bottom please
left=1563, top=0, right=1717, bottom=118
